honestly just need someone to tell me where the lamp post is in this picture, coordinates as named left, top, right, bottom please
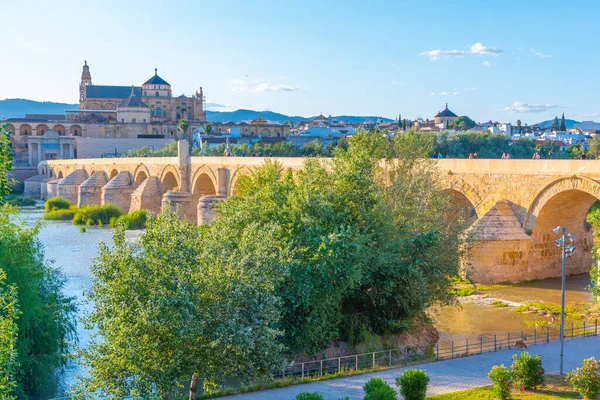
left=553, top=226, right=576, bottom=375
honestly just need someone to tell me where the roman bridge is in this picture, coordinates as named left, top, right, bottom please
left=23, top=142, right=600, bottom=283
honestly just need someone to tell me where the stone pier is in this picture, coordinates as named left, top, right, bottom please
left=57, top=169, right=88, bottom=204
left=102, top=172, right=134, bottom=213
left=79, top=171, right=109, bottom=207
left=130, top=176, right=162, bottom=214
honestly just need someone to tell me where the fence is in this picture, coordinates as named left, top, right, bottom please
left=273, top=319, right=599, bottom=380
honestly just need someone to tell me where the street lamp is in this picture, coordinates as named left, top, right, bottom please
left=553, top=226, right=576, bottom=375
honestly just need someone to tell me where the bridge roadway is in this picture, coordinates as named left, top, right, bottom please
left=219, top=334, right=600, bottom=399
left=23, top=147, right=600, bottom=283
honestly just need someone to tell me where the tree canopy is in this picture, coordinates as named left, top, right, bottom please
left=451, top=116, right=476, bottom=131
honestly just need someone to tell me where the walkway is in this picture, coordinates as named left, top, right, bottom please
left=221, top=335, right=600, bottom=399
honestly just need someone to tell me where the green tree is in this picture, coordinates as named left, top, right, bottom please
left=452, top=116, right=476, bottom=131
left=588, top=136, right=600, bottom=159
left=302, top=139, right=323, bottom=156
left=0, top=124, right=15, bottom=202
left=0, top=210, right=77, bottom=398
left=536, top=141, right=564, bottom=159
left=551, top=116, right=559, bottom=131
left=178, top=118, right=189, bottom=140
left=0, top=269, right=18, bottom=400
left=204, top=122, right=213, bottom=135
left=76, top=211, right=285, bottom=399
left=560, top=113, right=567, bottom=131
left=516, top=119, right=522, bottom=134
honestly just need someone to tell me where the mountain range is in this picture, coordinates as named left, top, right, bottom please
left=0, top=99, right=392, bottom=124
left=1, top=98, right=597, bottom=129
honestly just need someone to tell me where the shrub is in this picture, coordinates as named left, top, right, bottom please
left=487, top=365, right=512, bottom=399
left=295, top=393, right=324, bottom=400
left=566, top=357, right=600, bottom=399
left=79, top=226, right=86, bottom=233
left=4, top=195, right=36, bottom=207
left=42, top=208, right=77, bottom=221
left=396, top=369, right=429, bottom=400
left=510, top=352, right=544, bottom=390
left=72, top=204, right=122, bottom=226
left=364, top=378, right=397, bottom=400
left=111, top=209, right=149, bottom=230
left=45, top=197, right=71, bottom=211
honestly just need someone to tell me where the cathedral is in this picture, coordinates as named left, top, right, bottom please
left=78, top=61, right=206, bottom=122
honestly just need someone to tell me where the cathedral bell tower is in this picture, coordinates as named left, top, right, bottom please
left=79, top=60, right=92, bottom=107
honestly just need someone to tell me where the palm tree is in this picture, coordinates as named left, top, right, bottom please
left=516, top=119, right=522, bottom=134
left=178, top=118, right=189, bottom=140
left=204, top=122, right=213, bottom=134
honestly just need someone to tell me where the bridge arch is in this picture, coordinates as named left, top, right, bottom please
left=109, top=169, right=119, bottom=180
left=133, top=164, right=150, bottom=188
left=191, top=166, right=218, bottom=202
left=229, top=166, right=253, bottom=196
left=523, top=176, right=600, bottom=278
left=439, top=176, right=484, bottom=217
left=160, top=165, right=180, bottom=193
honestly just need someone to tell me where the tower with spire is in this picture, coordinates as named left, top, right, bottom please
left=79, top=60, right=92, bottom=105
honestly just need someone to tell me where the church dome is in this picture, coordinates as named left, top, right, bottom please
left=143, top=68, right=170, bottom=86
left=435, top=103, right=458, bottom=118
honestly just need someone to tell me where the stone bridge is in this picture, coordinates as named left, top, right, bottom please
left=23, top=143, right=600, bottom=283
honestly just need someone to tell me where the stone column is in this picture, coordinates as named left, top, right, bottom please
left=217, top=168, right=230, bottom=197
left=162, top=191, right=194, bottom=222
left=37, top=143, right=42, bottom=165
left=197, top=195, right=225, bottom=225
left=177, top=140, right=190, bottom=192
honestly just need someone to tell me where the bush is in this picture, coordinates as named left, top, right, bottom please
left=295, top=393, right=324, bottom=400
left=566, top=357, right=600, bottom=399
left=72, top=204, right=122, bottom=226
left=45, top=197, right=71, bottom=211
left=42, top=208, right=77, bottom=221
left=111, top=209, right=149, bottom=230
left=364, top=378, right=397, bottom=400
left=396, top=369, right=429, bottom=400
left=510, top=352, right=544, bottom=390
left=4, top=195, right=36, bottom=207
left=487, top=365, right=512, bottom=399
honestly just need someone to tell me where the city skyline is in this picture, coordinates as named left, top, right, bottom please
left=2, top=0, right=600, bottom=124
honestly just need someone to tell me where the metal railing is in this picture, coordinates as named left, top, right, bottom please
left=273, top=319, right=599, bottom=380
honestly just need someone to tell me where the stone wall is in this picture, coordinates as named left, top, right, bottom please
left=9, top=167, right=37, bottom=192
left=75, top=137, right=175, bottom=158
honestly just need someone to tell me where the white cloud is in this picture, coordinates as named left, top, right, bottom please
left=205, top=102, right=236, bottom=111
left=431, top=91, right=460, bottom=96
left=503, top=101, right=561, bottom=113
left=463, top=87, right=476, bottom=91
left=576, top=112, right=600, bottom=118
left=229, top=79, right=245, bottom=85
left=253, top=83, right=299, bottom=93
left=481, top=61, right=491, bottom=67
left=419, top=42, right=501, bottom=60
left=530, top=48, right=552, bottom=58
left=391, top=81, right=404, bottom=86
left=471, top=42, right=502, bottom=56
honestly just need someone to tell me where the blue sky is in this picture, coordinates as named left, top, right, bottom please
left=2, top=0, right=599, bottom=123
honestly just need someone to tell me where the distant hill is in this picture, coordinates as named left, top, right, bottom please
left=1, top=98, right=392, bottom=125
left=0, top=98, right=78, bottom=119
left=536, top=118, right=580, bottom=129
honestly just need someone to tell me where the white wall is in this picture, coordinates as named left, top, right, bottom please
left=75, top=137, right=175, bottom=158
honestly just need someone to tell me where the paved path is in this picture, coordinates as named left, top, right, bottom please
left=221, top=335, right=600, bottom=399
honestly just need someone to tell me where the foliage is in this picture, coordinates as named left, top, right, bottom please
left=295, top=393, right=324, bottom=400
left=2, top=195, right=36, bottom=207
left=364, top=378, right=397, bottom=400
left=123, top=141, right=179, bottom=157
left=588, top=137, right=600, bottom=159
left=42, top=208, right=77, bottom=221
left=178, top=118, right=189, bottom=136
left=551, top=117, right=559, bottom=131
left=0, top=209, right=77, bottom=398
left=510, top=352, right=545, bottom=390
left=567, top=145, right=584, bottom=159
left=560, top=113, right=567, bottom=132
left=72, top=204, right=122, bottom=226
left=0, top=124, right=15, bottom=203
left=396, top=369, right=429, bottom=400
left=74, top=209, right=286, bottom=399
left=487, top=365, right=512, bottom=399
left=0, top=269, right=18, bottom=400
left=566, top=357, right=600, bottom=399
left=434, top=131, right=568, bottom=159
left=45, top=196, right=71, bottom=211
left=213, top=130, right=468, bottom=355
left=110, top=209, right=149, bottom=230
left=452, top=116, right=476, bottom=131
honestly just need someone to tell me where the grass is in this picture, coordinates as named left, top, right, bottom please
left=427, top=375, right=578, bottom=399
left=450, top=287, right=475, bottom=297
left=72, top=204, right=122, bottom=227
left=490, top=300, right=509, bottom=308
left=3, top=194, right=36, bottom=207
left=449, top=279, right=543, bottom=297
left=45, top=197, right=71, bottom=211
left=111, top=209, right=149, bottom=230
left=43, top=207, right=77, bottom=221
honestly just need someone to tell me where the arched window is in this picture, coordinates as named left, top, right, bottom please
left=155, top=91, right=159, bottom=97
left=156, top=107, right=162, bottom=117
left=144, top=91, right=147, bottom=96
left=132, top=118, right=136, bottom=123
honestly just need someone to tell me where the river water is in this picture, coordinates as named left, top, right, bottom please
left=19, top=210, right=594, bottom=394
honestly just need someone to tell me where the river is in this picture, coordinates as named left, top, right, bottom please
left=19, top=210, right=594, bottom=395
